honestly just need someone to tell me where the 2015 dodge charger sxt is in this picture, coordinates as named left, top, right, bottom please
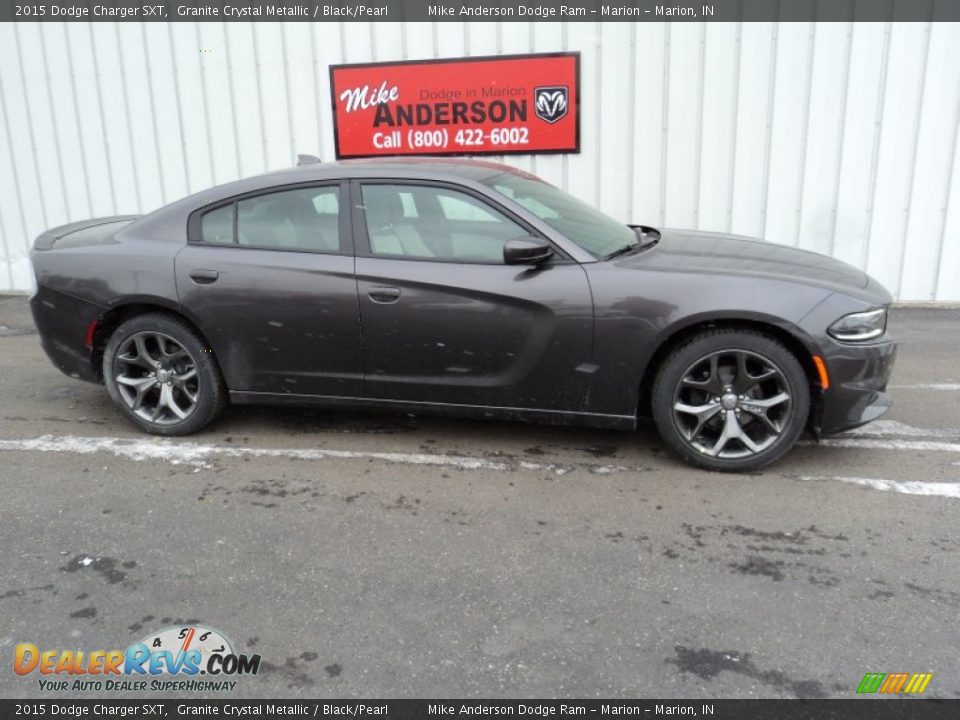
left=30, top=159, right=896, bottom=471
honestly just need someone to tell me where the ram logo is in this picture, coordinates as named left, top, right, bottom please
left=534, top=86, right=569, bottom=124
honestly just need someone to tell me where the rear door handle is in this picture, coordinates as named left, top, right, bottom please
left=189, top=269, right=219, bottom=285
left=367, top=286, right=401, bottom=304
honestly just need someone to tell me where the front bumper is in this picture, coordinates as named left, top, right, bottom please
left=30, top=284, right=105, bottom=383
left=818, top=336, right=897, bottom=435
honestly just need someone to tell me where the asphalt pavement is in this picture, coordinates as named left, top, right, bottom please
left=1, top=294, right=958, bottom=699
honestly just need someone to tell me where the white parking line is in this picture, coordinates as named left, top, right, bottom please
left=0, top=434, right=628, bottom=475
left=800, top=475, right=960, bottom=499
left=889, top=383, right=960, bottom=390
left=840, top=420, right=960, bottom=439
left=818, top=438, right=960, bottom=454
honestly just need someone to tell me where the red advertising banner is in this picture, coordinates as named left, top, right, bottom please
left=329, top=53, right=580, bottom=159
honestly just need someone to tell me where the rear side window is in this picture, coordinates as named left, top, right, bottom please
left=201, top=204, right=234, bottom=245
left=199, top=186, right=341, bottom=253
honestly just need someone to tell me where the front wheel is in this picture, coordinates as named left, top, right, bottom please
left=102, top=313, right=226, bottom=436
left=651, top=329, right=810, bottom=472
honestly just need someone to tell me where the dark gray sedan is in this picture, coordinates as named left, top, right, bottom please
left=30, top=159, right=896, bottom=471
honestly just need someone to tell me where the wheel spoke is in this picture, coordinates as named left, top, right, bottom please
left=157, top=334, right=188, bottom=361
left=174, top=367, right=197, bottom=382
left=135, top=335, right=158, bottom=367
left=709, top=411, right=741, bottom=456
left=681, top=353, right=725, bottom=396
left=156, top=384, right=186, bottom=420
left=116, top=375, right=158, bottom=412
left=733, top=352, right=778, bottom=394
left=116, top=374, right=152, bottom=388
left=674, top=400, right=722, bottom=440
left=740, top=391, right=790, bottom=435
left=118, top=351, right=153, bottom=370
left=745, top=391, right=790, bottom=409
left=743, top=408, right=780, bottom=434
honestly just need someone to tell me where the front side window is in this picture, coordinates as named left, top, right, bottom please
left=482, top=172, right=637, bottom=258
left=361, top=184, right=528, bottom=263
left=199, top=186, right=341, bottom=253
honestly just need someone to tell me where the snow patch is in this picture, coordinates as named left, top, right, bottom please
left=0, top=434, right=627, bottom=476
left=800, top=475, right=960, bottom=500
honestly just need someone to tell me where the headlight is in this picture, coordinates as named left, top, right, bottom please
left=828, top=308, right=887, bottom=341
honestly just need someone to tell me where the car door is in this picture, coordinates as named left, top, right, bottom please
left=352, top=180, right=594, bottom=413
left=175, top=181, right=362, bottom=397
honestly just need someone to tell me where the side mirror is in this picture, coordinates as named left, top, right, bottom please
left=503, top=237, right=554, bottom=265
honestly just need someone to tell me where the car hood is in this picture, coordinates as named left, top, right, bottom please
left=614, top=229, right=869, bottom=292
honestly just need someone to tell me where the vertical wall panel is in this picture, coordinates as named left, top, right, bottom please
left=698, top=22, right=739, bottom=233
left=898, top=22, right=960, bottom=299
left=729, top=21, right=775, bottom=239
left=865, top=22, right=930, bottom=295
left=0, top=20, right=958, bottom=301
left=663, top=22, right=702, bottom=228
left=596, top=22, right=631, bottom=219
left=937, top=128, right=960, bottom=301
left=796, top=22, right=848, bottom=256
left=0, top=23, right=49, bottom=282
left=764, top=22, right=814, bottom=246
left=831, top=22, right=888, bottom=271
left=631, top=23, right=667, bottom=226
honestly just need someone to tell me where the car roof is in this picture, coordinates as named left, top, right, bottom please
left=259, top=157, right=534, bottom=183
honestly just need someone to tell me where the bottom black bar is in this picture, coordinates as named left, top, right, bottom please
left=0, top=699, right=956, bottom=720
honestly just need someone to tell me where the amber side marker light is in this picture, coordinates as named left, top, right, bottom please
left=812, top=355, right=830, bottom=390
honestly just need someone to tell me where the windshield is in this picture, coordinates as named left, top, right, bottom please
left=481, top=172, right=639, bottom=258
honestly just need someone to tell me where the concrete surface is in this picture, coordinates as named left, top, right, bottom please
left=0, top=295, right=958, bottom=699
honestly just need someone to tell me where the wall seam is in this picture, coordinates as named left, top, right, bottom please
left=894, top=18, right=934, bottom=299
left=759, top=15, right=780, bottom=240
left=0, top=65, right=29, bottom=283
left=65, top=25, right=95, bottom=216
left=860, top=19, right=893, bottom=274
left=827, top=20, right=854, bottom=257
left=166, top=23, right=192, bottom=194
left=726, top=19, right=743, bottom=234
left=195, top=22, right=218, bottom=186
left=15, top=24, right=50, bottom=228
left=793, top=15, right=817, bottom=247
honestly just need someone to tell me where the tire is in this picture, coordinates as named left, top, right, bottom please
left=102, top=313, right=226, bottom=436
left=651, top=328, right=810, bottom=472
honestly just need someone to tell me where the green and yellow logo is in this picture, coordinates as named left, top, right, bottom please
left=857, top=672, right=932, bottom=694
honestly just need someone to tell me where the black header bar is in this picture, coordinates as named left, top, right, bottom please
left=1, top=699, right=958, bottom=720
left=3, top=0, right=957, bottom=23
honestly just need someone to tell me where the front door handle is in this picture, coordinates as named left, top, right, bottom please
left=189, top=269, right=219, bottom=285
left=367, top=286, right=401, bottom=304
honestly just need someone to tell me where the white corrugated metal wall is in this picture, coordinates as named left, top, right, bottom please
left=0, top=21, right=958, bottom=300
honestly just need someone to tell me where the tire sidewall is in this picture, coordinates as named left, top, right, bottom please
left=102, top=314, right=224, bottom=436
left=652, top=331, right=811, bottom=472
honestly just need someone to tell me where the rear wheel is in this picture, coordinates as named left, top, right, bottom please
left=102, top=314, right=226, bottom=435
left=651, top=329, right=810, bottom=472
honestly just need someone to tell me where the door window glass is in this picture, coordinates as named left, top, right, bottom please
left=200, top=204, right=235, bottom=245
left=200, top=186, right=341, bottom=253
left=362, top=184, right=528, bottom=263
left=238, top=187, right=340, bottom=252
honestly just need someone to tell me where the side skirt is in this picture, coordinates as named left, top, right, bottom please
left=228, top=391, right=638, bottom=431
